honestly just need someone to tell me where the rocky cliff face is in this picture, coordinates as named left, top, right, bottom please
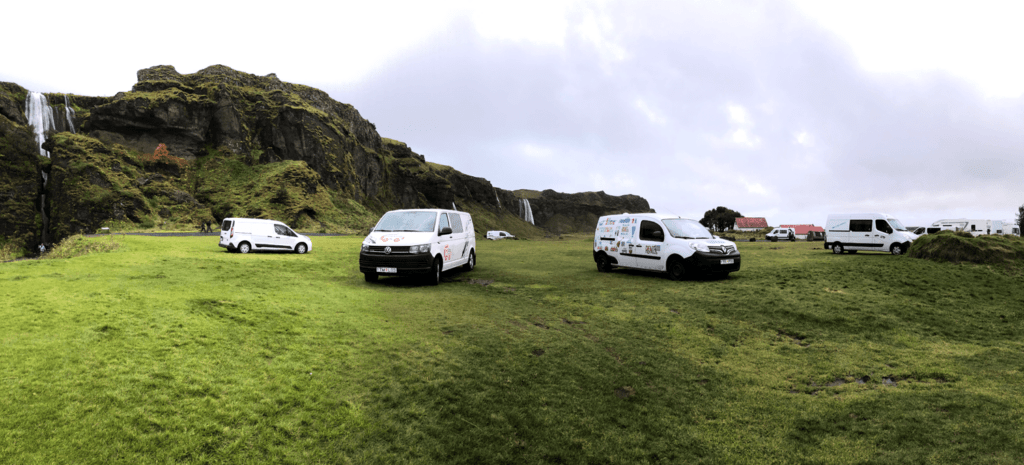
left=0, top=65, right=652, bottom=253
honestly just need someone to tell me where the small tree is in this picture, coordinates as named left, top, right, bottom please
left=700, top=206, right=742, bottom=232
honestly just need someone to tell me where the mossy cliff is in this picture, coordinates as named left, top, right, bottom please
left=0, top=65, right=651, bottom=252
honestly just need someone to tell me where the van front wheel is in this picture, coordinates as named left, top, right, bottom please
left=667, top=258, right=687, bottom=281
left=296, top=243, right=308, bottom=254
left=890, top=243, right=905, bottom=255
left=428, top=258, right=442, bottom=286
left=831, top=243, right=844, bottom=254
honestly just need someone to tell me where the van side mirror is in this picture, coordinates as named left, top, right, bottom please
left=440, top=227, right=453, bottom=236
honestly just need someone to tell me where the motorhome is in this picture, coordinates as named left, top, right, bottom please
left=359, top=209, right=476, bottom=285
left=824, top=213, right=918, bottom=255
left=219, top=218, right=312, bottom=254
left=593, top=213, right=741, bottom=279
left=926, top=219, right=993, bottom=236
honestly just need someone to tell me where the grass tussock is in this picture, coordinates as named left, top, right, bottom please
left=43, top=234, right=121, bottom=260
left=908, top=230, right=1024, bottom=264
left=0, top=242, right=22, bottom=261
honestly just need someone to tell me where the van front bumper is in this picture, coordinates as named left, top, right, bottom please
left=687, top=251, right=742, bottom=273
left=359, top=251, right=434, bottom=275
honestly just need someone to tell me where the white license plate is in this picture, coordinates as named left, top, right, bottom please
left=720, top=259, right=734, bottom=265
left=376, top=267, right=397, bottom=273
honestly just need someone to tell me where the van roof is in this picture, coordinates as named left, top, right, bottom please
left=385, top=209, right=465, bottom=214
left=224, top=218, right=285, bottom=224
left=600, top=213, right=697, bottom=222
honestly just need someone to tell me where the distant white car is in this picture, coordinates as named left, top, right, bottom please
left=486, top=230, right=516, bottom=240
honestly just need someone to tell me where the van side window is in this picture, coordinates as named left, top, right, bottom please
left=450, top=214, right=463, bottom=233
left=222, top=220, right=233, bottom=230
left=439, top=213, right=450, bottom=232
left=875, top=220, right=893, bottom=234
left=639, top=220, right=664, bottom=242
left=850, top=220, right=872, bottom=232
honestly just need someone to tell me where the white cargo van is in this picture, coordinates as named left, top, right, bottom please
left=766, top=227, right=796, bottom=241
left=219, top=218, right=312, bottom=254
left=359, top=209, right=476, bottom=285
left=824, top=213, right=917, bottom=255
left=593, top=213, right=741, bottom=279
left=486, top=230, right=516, bottom=240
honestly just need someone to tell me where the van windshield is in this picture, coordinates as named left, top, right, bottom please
left=374, top=211, right=437, bottom=232
left=663, top=219, right=713, bottom=239
left=887, top=218, right=908, bottom=231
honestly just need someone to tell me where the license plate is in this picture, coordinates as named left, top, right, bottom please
left=376, top=267, right=397, bottom=273
left=720, top=259, right=734, bottom=265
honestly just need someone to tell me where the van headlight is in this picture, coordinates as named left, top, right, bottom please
left=361, top=244, right=369, bottom=252
left=411, top=244, right=430, bottom=253
left=689, top=243, right=710, bottom=253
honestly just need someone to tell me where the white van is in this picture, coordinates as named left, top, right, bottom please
left=825, top=213, right=917, bottom=255
left=593, top=213, right=741, bottom=279
left=766, top=227, right=796, bottom=241
left=359, top=209, right=476, bottom=285
left=486, top=230, right=516, bottom=240
left=219, top=218, right=312, bottom=254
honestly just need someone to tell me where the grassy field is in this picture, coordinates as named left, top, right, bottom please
left=2, top=236, right=1023, bottom=463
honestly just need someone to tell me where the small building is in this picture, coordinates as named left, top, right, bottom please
left=734, top=217, right=768, bottom=232
left=780, top=224, right=825, bottom=240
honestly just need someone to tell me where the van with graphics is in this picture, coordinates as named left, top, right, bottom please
left=825, top=213, right=918, bottom=255
left=219, top=218, right=312, bottom=254
left=359, top=209, right=476, bottom=285
left=593, top=213, right=741, bottom=280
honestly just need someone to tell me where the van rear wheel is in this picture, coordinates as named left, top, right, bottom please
left=463, top=250, right=476, bottom=271
left=238, top=242, right=251, bottom=254
left=596, top=253, right=612, bottom=272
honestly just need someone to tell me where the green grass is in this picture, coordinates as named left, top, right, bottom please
left=2, top=238, right=1023, bottom=463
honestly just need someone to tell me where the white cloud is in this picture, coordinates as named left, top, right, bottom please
left=794, top=131, right=813, bottom=147
left=731, top=129, right=761, bottom=148
left=520, top=143, right=555, bottom=159
left=635, top=99, right=667, bottom=125
left=469, top=0, right=573, bottom=46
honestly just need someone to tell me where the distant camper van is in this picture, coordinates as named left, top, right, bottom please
left=359, top=209, right=476, bottom=285
left=219, top=218, right=312, bottom=254
left=593, top=213, right=741, bottom=279
left=825, top=213, right=918, bottom=255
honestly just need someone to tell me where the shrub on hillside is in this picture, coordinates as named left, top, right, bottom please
left=44, top=235, right=121, bottom=260
left=908, top=230, right=1024, bottom=264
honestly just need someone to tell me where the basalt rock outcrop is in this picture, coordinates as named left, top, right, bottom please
left=0, top=65, right=652, bottom=253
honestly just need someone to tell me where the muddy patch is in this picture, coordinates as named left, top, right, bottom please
left=615, top=386, right=636, bottom=399
left=532, top=349, right=545, bottom=356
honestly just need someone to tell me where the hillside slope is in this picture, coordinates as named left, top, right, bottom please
left=0, top=65, right=651, bottom=253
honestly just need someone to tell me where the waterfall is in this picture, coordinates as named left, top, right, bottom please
left=24, top=91, right=69, bottom=246
left=63, top=95, right=76, bottom=133
left=452, top=202, right=457, bottom=211
left=494, top=188, right=500, bottom=207
left=25, top=92, right=56, bottom=157
left=519, top=199, right=535, bottom=225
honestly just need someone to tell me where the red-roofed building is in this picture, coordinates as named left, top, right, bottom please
left=734, top=217, right=768, bottom=231
left=780, top=224, right=825, bottom=240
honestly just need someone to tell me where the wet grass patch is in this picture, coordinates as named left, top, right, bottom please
left=0, top=237, right=1022, bottom=462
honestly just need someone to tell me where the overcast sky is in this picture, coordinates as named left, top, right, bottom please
left=3, top=0, right=1023, bottom=227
